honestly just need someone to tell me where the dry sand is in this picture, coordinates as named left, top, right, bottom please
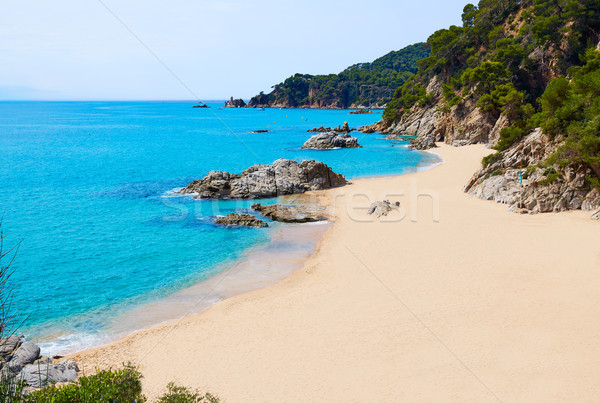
left=70, top=144, right=600, bottom=402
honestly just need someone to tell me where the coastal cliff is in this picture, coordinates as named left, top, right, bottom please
left=367, top=0, right=600, bottom=216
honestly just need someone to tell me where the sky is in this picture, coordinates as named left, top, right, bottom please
left=0, top=0, right=469, bottom=100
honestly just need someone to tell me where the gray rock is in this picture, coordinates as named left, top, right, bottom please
left=464, top=129, right=600, bottom=214
left=179, top=159, right=346, bottom=199
left=301, top=132, right=361, bottom=149
left=251, top=203, right=327, bottom=223
left=20, top=360, right=79, bottom=388
left=367, top=200, right=400, bottom=218
left=8, top=342, right=40, bottom=373
left=215, top=213, right=268, bottom=227
left=0, top=335, right=22, bottom=358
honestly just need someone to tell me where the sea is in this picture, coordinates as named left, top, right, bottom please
left=0, top=101, right=440, bottom=354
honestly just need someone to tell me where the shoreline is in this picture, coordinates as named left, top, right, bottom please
left=35, top=146, right=440, bottom=356
left=69, top=144, right=599, bottom=401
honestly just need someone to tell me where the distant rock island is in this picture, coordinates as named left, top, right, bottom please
left=349, top=109, right=373, bottom=115
left=179, top=159, right=346, bottom=199
left=223, top=97, right=246, bottom=108
left=301, top=132, right=361, bottom=149
left=192, top=103, right=209, bottom=108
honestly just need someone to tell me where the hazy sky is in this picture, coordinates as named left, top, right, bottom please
left=1, top=0, right=468, bottom=100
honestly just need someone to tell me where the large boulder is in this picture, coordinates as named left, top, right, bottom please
left=215, top=213, right=268, bottom=227
left=8, top=342, right=40, bottom=373
left=301, top=132, right=361, bottom=149
left=179, top=159, right=346, bottom=199
left=20, top=360, right=79, bottom=388
left=0, top=335, right=22, bottom=358
left=251, top=203, right=327, bottom=223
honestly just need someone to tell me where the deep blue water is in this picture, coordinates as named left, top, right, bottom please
left=0, top=101, right=438, bottom=352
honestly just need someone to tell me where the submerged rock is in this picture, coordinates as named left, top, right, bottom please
left=215, top=213, right=268, bottom=227
left=301, top=132, right=361, bottom=149
left=251, top=203, right=327, bottom=223
left=179, top=159, right=346, bottom=199
left=367, top=200, right=400, bottom=218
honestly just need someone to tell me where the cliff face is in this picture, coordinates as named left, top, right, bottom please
left=372, top=77, right=505, bottom=149
left=464, top=129, right=600, bottom=214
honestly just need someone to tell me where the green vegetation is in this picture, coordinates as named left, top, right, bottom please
left=249, top=43, right=429, bottom=108
left=381, top=0, right=600, bottom=186
left=1, top=364, right=219, bottom=403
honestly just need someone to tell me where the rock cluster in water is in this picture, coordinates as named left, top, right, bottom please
left=251, top=203, right=327, bottom=223
left=301, top=132, right=361, bottom=149
left=179, top=159, right=346, bottom=199
left=192, top=103, right=209, bottom=108
left=0, top=335, right=79, bottom=389
left=215, top=213, right=268, bottom=227
left=349, top=109, right=373, bottom=115
left=223, top=97, right=246, bottom=108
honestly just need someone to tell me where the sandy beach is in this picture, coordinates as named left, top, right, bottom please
left=69, top=144, right=600, bottom=402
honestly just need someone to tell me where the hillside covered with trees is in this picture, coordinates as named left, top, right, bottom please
left=370, top=0, right=599, bottom=215
left=247, top=43, right=429, bottom=108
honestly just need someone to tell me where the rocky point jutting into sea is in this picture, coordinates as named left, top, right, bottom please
left=179, top=159, right=346, bottom=199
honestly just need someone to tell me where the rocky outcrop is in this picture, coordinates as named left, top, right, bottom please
left=223, top=97, right=246, bottom=108
left=215, top=213, right=268, bottom=227
left=179, top=159, right=346, bottom=199
left=250, top=130, right=268, bottom=133
left=301, top=132, right=361, bottom=149
left=251, top=203, right=327, bottom=223
left=464, top=129, right=600, bottom=214
left=379, top=77, right=500, bottom=150
left=367, top=200, right=400, bottom=218
left=349, top=109, right=373, bottom=115
left=333, top=121, right=353, bottom=133
left=192, top=103, right=209, bottom=108
left=0, top=335, right=80, bottom=389
left=307, top=126, right=332, bottom=133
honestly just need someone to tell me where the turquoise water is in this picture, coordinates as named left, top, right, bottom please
left=0, top=101, right=438, bottom=352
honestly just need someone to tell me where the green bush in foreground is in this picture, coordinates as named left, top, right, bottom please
left=8, top=364, right=220, bottom=403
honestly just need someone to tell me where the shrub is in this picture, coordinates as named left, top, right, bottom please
left=482, top=152, right=502, bottom=167
left=155, top=383, right=219, bottom=403
left=25, top=364, right=145, bottom=403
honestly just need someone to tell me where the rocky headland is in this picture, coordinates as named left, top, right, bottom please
left=179, top=159, right=346, bottom=199
left=251, top=203, right=327, bottom=223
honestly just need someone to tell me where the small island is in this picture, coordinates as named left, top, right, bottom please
left=223, top=97, right=246, bottom=108
left=301, top=132, right=361, bottom=149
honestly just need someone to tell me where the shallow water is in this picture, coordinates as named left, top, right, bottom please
left=0, top=101, right=440, bottom=353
